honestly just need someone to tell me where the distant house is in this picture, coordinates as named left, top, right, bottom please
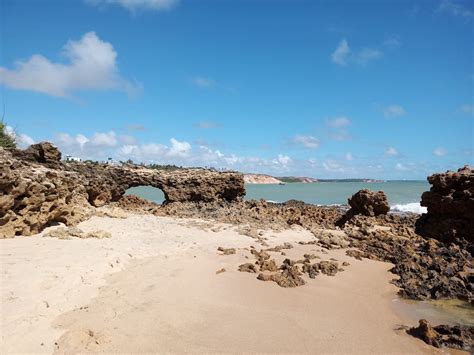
left=65, top=154, right=82, bottom=162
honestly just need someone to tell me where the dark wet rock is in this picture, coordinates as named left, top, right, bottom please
left=416, top=165, right=474, bottom=254
left=238, top=263, right=257, bottom=273
left=344, top=223, right=473, bottom=302
left=407, top=319, right=474, bottom=351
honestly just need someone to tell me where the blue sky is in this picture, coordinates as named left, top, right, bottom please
left=1, top=0, right=473, bottom=179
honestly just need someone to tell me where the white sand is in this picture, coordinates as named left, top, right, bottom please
left=0, top=213, right=460, bottom=354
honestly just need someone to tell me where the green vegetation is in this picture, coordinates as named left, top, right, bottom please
left=0, top=121, right=16, bottom=149
left=278, top=177, right=305, bottom=183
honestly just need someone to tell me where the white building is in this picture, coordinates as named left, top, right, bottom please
left=65, top=154, right=82, bottom=162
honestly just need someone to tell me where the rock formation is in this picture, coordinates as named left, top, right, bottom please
left=416, top=166, right=474, bottom=253
left=407, top=319, right=474, bottom=351
left=0, top=142, right=245, bottom=238
left=336, top=189, right=389, bottom=226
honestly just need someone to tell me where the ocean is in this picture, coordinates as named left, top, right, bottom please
left=126, top=180, right=430, bottom=214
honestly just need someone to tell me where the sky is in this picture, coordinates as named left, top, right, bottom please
left=1, top=0, right=473, bottom=179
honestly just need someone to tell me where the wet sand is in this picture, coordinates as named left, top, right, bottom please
left=0, top=212, right=463, bottom=354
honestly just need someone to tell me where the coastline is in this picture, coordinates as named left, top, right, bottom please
left=0, top=211, right=465, bottom=354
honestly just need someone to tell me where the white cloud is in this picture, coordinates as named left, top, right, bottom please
left=86, top=0, right=178, bottom=12
left=90, top=131, right=117, bottom=147
left=326, top=117, right=351, bottom=141
left=383, top=104, right=406, bottom=118
left=119, top=134, right=137, bottom=145
left=461, top=104, right=474, bottom=116
left=345, top=152, right=354, bottom=161
left=5, top=126, right=35, bottom=148
left=395, top=163, right=406, bottom=171
left=385, top=147, right=399, bottom=157
left=331, top=39, right=350, bottom=66
left=168, top=138, right=191, bottom=158
left=433, top=147, right=447, bottom=157
left=332, top=39, right=384, bottom=66
left=323, top=160, right=344, bottom=172
left=383, top=35, right=402, bottom=49
left=276, top=154, right=291, bottom=166
left=75, top=134, right=89, bottom=149
left=438, top=0, right=474, bottom=20
left=0, top=32, right=140, bottom=98
left=192, top=77, right=216, bottom=88
left=357, top=48, right=383, bottom=65
left=292, top=135, right=320, bottom=149
left=326, top=117, right=351, bottom=128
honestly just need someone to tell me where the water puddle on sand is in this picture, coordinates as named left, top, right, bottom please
left=392, top=298, right=474, bottom=327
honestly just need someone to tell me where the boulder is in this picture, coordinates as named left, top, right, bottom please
left=416, top=165, right=474, bottom=251
left=407, top=319, right=474, bottom=350
left=336, top=189, right=389, bottom=226
left=348, top=189, right=390, bottom=216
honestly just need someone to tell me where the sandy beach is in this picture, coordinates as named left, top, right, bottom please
left=1, top=211, right=463, bottom=354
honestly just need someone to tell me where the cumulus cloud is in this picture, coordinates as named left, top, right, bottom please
left=331, top=39, right=383, bottom=66
left=331, top=39, right=350, bottom=66
left=383, top=104, right=406, bottom=118
left=356, top=48, right=383, bottom=65
left=276, top=154, right=291, bottom=166
left=385, top=147, right=399, bottom=157
left=5, top=126, right=35, bottom=148
left=433, top=147, right=447, bottom=157
left=0, top=32, right=140, bottom=98
left=326, top=117, right=351, bottom=128
left=168, top=138, right=191, bottom=158
left=383, top=35, right=402, bottom=49
left=438, top=0, right=474, bottom=20
left=461, top=104, right=474, bottom=116
left=90, top=131, right=117, bottom=147
left=395, top=163, right=409, bottom=171
left=326, top=117, right=351, bottom=141
left=86, top=0, right=178, bottom=12
left=292, top=135, right=320, bottom=149
left=323, top=160, right=344, bottom=173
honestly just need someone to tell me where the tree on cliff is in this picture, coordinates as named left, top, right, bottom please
left=0, top=121, right=16, bottom=149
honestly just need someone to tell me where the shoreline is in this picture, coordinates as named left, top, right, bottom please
left=1, top=211, right=466, bottom=354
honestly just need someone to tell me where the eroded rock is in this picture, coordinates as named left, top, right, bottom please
left=407, top=319, right=474, bottom=350
left=0, top=144, right=245, bottom=238
left=416, top=165, right=474, bottom=254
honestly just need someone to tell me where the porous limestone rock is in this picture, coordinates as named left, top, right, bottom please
left=416, top=165, right=474, bottom=251
left=336, top=189, right=389, bottom=226
left=0, top=143, right=245, bottom=238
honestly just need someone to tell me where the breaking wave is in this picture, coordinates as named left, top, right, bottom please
left=390, top=203, right=427, bottom=214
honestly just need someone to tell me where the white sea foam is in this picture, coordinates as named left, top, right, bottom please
left=390, top=203, right=427, bottom=214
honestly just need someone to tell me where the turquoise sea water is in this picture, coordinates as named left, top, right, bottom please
left=126, top=180, right=430, bottom=213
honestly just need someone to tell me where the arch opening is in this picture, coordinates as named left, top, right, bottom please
left=125, top=186, right=166, bottom=205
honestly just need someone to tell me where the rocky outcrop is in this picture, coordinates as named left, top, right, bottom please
left=348, top=189, right=390, bottom=216
left=416, top=166, right=474, bottom=252
left=407, top=319, right=474, bottom=351
left=336, top=189, right=389, bottom=226
left=0, top=143, right=245, bottom=238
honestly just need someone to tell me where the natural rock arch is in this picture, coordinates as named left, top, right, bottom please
left=0, top=142, right=245, bottom=238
